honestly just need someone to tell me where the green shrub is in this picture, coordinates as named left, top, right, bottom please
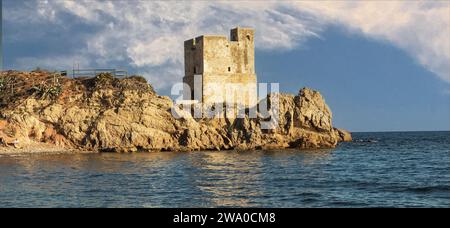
left=0, top=77, right=13, bottom=90
left=95, top=72, right=114, bottom=81
left=31, top=84, right=62, bottom=99
left=0, top=78, right=4, bottom=91
left=94, top=72, right=118, bottom=88
left=128, top=75, right=148, bottom=84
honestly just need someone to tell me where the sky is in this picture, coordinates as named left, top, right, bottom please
left=1, top=0, right=450, bottom=132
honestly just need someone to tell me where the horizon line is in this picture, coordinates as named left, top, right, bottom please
left=350, top=130, right=450, bottom=133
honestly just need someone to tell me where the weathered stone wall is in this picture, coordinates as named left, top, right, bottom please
left=184, top=36, right=204, bottom=76
left=203, top=73, right=257, bottom=106
left=183, top=27, right=257, bottom=106
left=230, top=27, right=255, bottom=74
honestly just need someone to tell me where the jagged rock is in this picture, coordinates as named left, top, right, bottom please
left=334, top=128, right=353, bottom=142
left=0, top=71, right=351, bottom=152
left=295, top=88, right=333, bottom=132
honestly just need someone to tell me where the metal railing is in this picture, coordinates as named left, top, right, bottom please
left=62, top=69, right=128, bottom=78
left=1, top=68, right=129, bottom=97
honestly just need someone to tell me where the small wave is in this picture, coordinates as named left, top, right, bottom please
left=294, top=192, right=322, bottom=198
left=301, top=198, right=319, bottom=203
left=354, top=139, right=378, bottom=143
left=341, top=180, right=450, bottom=194
left=381, top=185, right=450, bottom=194
left=404, top=186, right=450, bottom=193
left=329, top=201, right=370, bottom=207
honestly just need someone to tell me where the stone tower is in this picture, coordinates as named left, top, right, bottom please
left=183, top=27, right=257, bottom=107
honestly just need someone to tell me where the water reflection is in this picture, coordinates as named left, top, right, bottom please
left=262, top=149, right=333, bottom=166
left=0, top=152, right=187, bottom=172
left=0, top=149, right=335, bottom=207
left=188, top=151, right=264, bottom=207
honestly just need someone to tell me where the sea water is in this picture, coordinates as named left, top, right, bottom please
left=0, top=131, right=449, bottom=207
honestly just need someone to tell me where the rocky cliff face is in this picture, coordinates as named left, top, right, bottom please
left=0, top=71, right=351, bottom=152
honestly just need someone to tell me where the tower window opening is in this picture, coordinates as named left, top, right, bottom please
left=228, top=67, right=231, bottom=72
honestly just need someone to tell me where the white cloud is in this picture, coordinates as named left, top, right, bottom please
left=3, top=0, right=449, bottom=90
left=291, top=1, right=450, bottom=83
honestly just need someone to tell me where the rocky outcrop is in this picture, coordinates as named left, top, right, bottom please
left=0, top=71, right=351, bottom=152
left=334, top=128, right=353, bottom=142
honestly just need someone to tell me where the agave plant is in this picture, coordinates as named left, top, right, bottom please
left=0, top=78, right=4, bottom=91
left=31, top=83, right=62, bottom=99
left=0, top=76, right=14, bottom=93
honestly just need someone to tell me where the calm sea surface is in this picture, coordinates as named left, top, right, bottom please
left=0, top=131, right=449, bottom=207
